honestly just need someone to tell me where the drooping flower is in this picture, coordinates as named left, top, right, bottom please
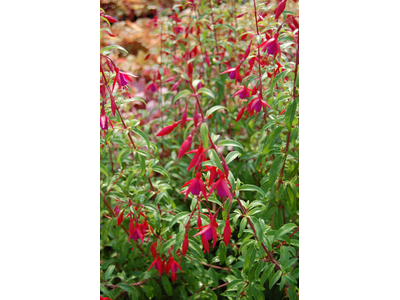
left=165, top=256, right=182, bottom=282
left=128, top=218, right=148, bottom=243
left=221, top=65, right=242, bottom=84
left=187, top=145, right=206, bottom=171
left=233, top=85, right=251, bottom=99
left=259, top=32, right=281, bottom=59
left=223, top=219, right=231, bottom=246
left=147, top=255, right=165, bottom=276
left=203, top=166, right=217, bottom=187
left=208, top=170, right=232, bottom=203
left=194, top=210, right=219, bottom=249
left=182, top=172, right=208, bottom=202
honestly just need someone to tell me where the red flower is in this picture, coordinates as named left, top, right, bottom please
left=204, top=166, right=217, bottom=187
left=223, top=219, right=231, bottom=246
left=100, top=296, right=112, bottom=300
left=165, top=256, right=182, bottom=282
left=182, top=172, right=208, bottom=202
left=233, top=85, right=251, bottom=99
left=221, top=65, right=242, bottom=84
left=194, top=211, right=219, bottom=249
left=147, top=255, right=165, bottom=276
left=259, top=32, right=281, bottom=59
left=128, top=218, right=148, bottom=243
left=187, top=145, right=206, bottom=171
left=208, top=170, right=232, bottom=203
left=182, top=234, right=189, bottom=256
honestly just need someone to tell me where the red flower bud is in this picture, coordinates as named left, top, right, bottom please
left=104, top=15, right=118, bottom=23
left=178, top=135, right=193, bottom=159
left=156, top=122, right=180, bottom=137
left=223, top=219, right=231, bottom=246
left=182, top=234, right=189, bottom=256
left=117, top=211, right=124, bottom=226
left=275, top=0, right=287, bottom=21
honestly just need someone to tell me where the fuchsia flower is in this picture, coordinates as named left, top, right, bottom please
left=146, top=81, right=159, bottom=92
left=182, top=172, right=208, bottom=201
left=100, top=296, right=112, bottom=300
left=275, top=0, right=287, bottom=21
left=194, top=210, right=219, bottom=249
left=233, top=85, right=251, bottom=99
left=147, top=255, right=165, bottom=276
left=204, top=166, right=217, bottom=187
left=248, top=96, right=271, bottom=113
left=165, top=256, right=183, bottom=282
left=223, top=219, right=231, bottom=246
left=128, top=218, right=148, bottom=243
left=187, top=145, right=206, bottom=171
left=208, top=170, right=232, bottom=203
left=221, top=65, right=242, bottom=84
left=259, top=32, right=281, bottom=59
left=181, top=103, right=188, bottom=128
left=178, top=135, right=193, bottom=159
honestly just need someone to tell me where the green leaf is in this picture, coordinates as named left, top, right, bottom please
left=206, top=105, right=228, bottom=117
left=162, top=275, right=173, bottom=296
left=173, top=89, right=192, bottom=103
left=209, top=149, right=224, bottom=173
left=161, top=238, right=176, bottom=254
left=274, top=223, right=297, bottom=239
left=243, top=243, right=256, bottom=272
left=250, top=217, right=264, bottom=243
left=100, top=285, right=112, bottom=298
left=239, top=184, right=265, bottom=197
left=260, top=264, right=274, bottom=286
left=198, top=87, right=215, bottom=99
left=269, top=270, right=282, bottom=289
left=132, top=128, right=150, bottom=150
left=208, top=268, right=219, bottom=287
left=200, top=123, right=209, bottom=148
left=225, top=151, right=240, bottom=165
left=217, top=139, right=244, bottom=153
left=152, top=165, right=170, bottom=180
left=104, top=265, right=115, bottom=281
left=101, top=45, right=128, bottom=55
left=119, top=284, right=139, bottom=299
left=169, top=212, right=189, bottom=229
left=117, top=148, right=130, bottom=166
left=144, top=204, right=161, bottom=230
left=267, top=155, right=285, bottom=187
left=219, top=241, right=227, bottom=265
left=263, top=126, right=285, bottom=155
left=285, top=98, right=297, bottom=132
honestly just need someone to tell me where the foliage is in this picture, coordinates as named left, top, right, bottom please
left=100, top=0, right=299, bottom=299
